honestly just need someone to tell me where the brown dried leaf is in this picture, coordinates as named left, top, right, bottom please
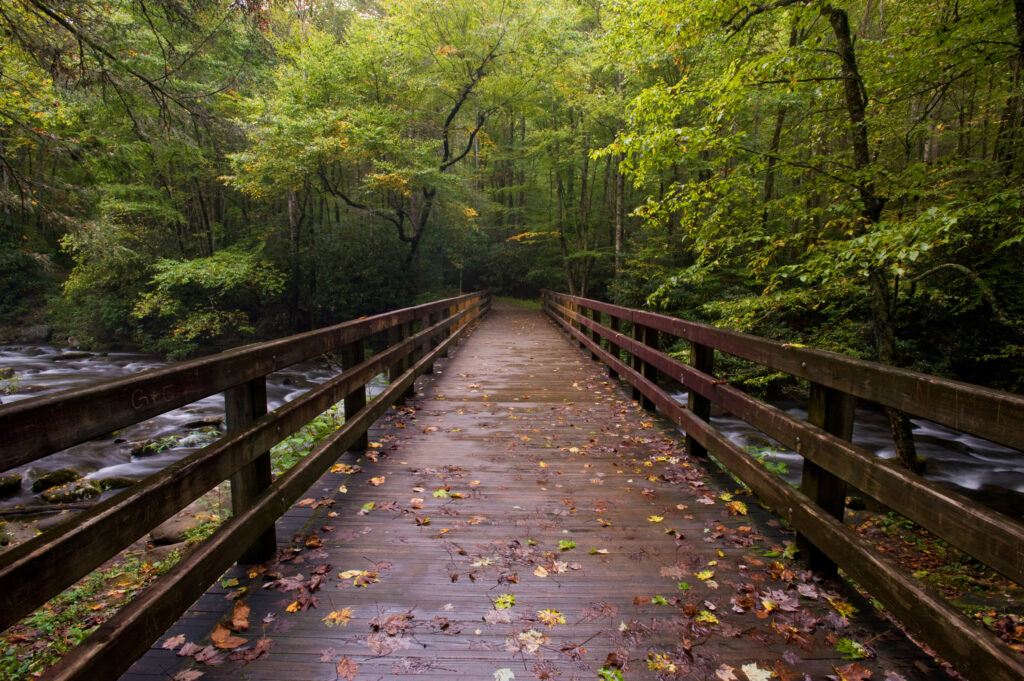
left=162, top=634, right=186, bottom=650
left=211, top=622, right=246, bottom=650
left=229, top=601, right=250, bottom=632
left=336, top=656, right=359, bottom=681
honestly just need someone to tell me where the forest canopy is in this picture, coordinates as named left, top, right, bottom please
left=1, top=0, right=1022, bottom=396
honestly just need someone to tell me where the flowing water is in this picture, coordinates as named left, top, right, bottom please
left=0, top=346, right=1020, bottom=520
left=670, top=390, right=1024, bottom=519
left=0, top=345, right=387, bottom=512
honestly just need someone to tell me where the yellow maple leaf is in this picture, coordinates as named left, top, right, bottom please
left=537, top=609, right=566, bottom=627
left=322, top=608, right=352, bottom=627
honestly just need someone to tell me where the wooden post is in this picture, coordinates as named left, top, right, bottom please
left=341, top=339, right=368, bottom=451
left=608, top=316, right=621, bottom=379
left=588, top=307, right=600, bottom=361
left=388, top=324, right=405, bottom=405
left=400, top=319, right=416, bottom=401
left=631, top=323, right=644, bottom=402
left=799, top=382, right=855, bottom=575
left=424, top=311, right=438, bottom=374
left=576, top=302, right=586, bottom=349
left=440, top=305, right=452, bottom=357
left=226, top=377, right=275, bottom=563
left=639, top=326, right=658, bottom=412
left=687, top=343, right=715, bottom=458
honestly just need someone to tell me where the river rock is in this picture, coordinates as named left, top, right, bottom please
left=0, top=473, right=21, bottom=498
left=97, top=476, right=138, bottom=490
left=41, top=479, right=102, bottom=503
left=53, top=351, right=93, bottom=361
left=31, top=468, right=81, bottom=493
left=17, top=325, right=52, bottom=343
left=150, top=502, right=208, bottom=545
left=181, top=416, right=224, bottom=430
left=144, top=541, right=189, bottom=563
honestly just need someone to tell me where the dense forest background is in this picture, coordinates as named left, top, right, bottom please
left=2, top=0, right=1022, bottom=395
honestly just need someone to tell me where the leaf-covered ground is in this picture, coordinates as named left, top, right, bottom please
left=124, top=306, right=944, bottom=681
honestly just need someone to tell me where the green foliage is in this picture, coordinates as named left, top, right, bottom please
left=133, top=248, right=285, bottom=357
left=836, top=637, right=870, bottom=661
left=0, top=553, right=178, bottom=678
left=270, top=404, right=345, bottom=475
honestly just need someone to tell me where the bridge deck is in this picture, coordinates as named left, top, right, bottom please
left=122, top=304, right=937, bottom=680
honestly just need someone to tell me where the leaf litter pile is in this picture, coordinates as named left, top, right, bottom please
left=146, top=310, right=943, bottom=681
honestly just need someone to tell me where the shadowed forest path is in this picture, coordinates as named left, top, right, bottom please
left=122, top=303, right=937, bottom=680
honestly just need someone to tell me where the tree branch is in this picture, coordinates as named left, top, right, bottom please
left=908, top=263, right=1023, bottom=334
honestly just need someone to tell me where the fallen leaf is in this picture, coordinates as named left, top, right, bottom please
left=229, top=601, right=250, bottom=632
left=537, top=609, right=566, bottom=627
left=173, top=671, right=204, bottom=681
left=336, top=656, right=359, bottom=681
left=715, top=664, right=739, bottom=681
left=741, top=663, right=775, bottom=681
left=369, top=476, right=385, bottom=486
left=494, top=668, right=515, bottom=681
left=162, top=634, right=186, bottom=650
left=210, top=623, right=246, bottom=650
left=322, top=608, right=352, bottom=627
left=835, top=662, right=873, bottom=681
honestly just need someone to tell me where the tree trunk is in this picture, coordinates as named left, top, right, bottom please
left=613, top=153, right=624, bottom=277
left=825, top=3, right=919, bottom=471
left=287, top=190, right=302, bottom=328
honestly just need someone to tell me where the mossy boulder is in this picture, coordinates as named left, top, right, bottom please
left=31, top=468, right=81, bottom=493
left=0, top=473, right=21, bottom=498
left=97, top=476, right=138, bottom=491
left=41, top=479, right=102, bottom=503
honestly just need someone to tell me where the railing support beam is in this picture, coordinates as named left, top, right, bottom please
left=341, top=339, right=368, bottom=451
left=686, top=342, right=714, bottom=458
left=799, top=382, right=855, bottom=575
left=607, top=316, right=621, bottom=379
left=226, top=377, right=275, bottom=564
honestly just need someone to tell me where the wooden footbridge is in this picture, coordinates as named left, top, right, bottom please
left=1, top=292, right=1022, bottom=680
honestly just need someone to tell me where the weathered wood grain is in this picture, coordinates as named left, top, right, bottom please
left=550, top=292, right=1024, bottom=451
left=0, top=293, right=482, bottom=471
left=553, top=295, right=1024, bottom=586
left=548, top=298, right=1024, bottom=681
left=119, top=303, right=938, bottom=681
left=0, top=301, right=484, bottom=633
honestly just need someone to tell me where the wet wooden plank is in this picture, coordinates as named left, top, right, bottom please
left=120, top=304, right=940, bottom=681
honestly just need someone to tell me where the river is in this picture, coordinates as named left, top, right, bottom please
left=1, top=345, right=1020, bottom=520
left=0, top=345, right=386, bottom=513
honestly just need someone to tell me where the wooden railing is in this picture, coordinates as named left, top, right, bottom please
left=543, top=290, right=1024, bottom=681
left=0, top=291, right=490, bottom=680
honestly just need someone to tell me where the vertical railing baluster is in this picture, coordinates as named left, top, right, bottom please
left=341, top=338, right=368, bottom=451
left=441, top=304, right=452, bottom=357
left=608, top=315, right=621, bottom=379
left=687, top=343, right=715, bottom=458
left=799, top=382, right=855, bottom=575
left=631, top=321, right=644, bottom=402
left=400, top=318, right=416, bottom=401
left=589, top=307, right=600, bottom=361
left=226, top=377, right=275, bottom=563
left=639, top=325, right=658, bottom=411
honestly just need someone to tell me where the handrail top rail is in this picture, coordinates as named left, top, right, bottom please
left=0, top=291, right=486, bottom=471
left=543, top=290, right=1024, bottom=452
